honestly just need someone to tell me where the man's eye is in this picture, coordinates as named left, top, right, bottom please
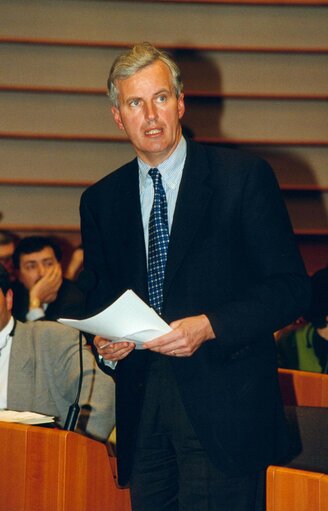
left=157, top=95, right=167, bottom=103
left=130, top=99, right=140, bottom=107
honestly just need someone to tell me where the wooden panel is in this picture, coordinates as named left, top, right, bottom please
left=0, top=43, right=120, bottom=90
left=0, top=92, right=111, bottom=136
left=5, top=179, right=325, bottom=191
left=266, top=466, right=327, bottom=511
left=177, top=51, right=328, bottom=96
left=250, top=146, right=328, bottom=187
left=1, top=44, right=327, bottom=96
left=0, top=423, right=28, bottom=511
left=1, top=92, right=327, bottom=143
left=0, top=422, right=131, bottom=511
left=0, top=1, right=327, bottom=49
left=0, top=139, right=135, bottom=182
left=63, top=434, right=131, bottom=511
left=278, top=369, right=328, bottom=407
left=283, top=192, right=328, bottom=231
left=298, top=236, right=328, bottom=275
left=2, top=84, right=327, bottom=101
left=321, top=475, right=328, bottom=510
left=183, top=98, right=328, bottom=141
left=25, top=427, right=66, bottom=511
left=0, top=186, right=82, bottom=226
left=146, top=0, right=328, bottom=4
left=0, top=139, right=326, bottom=187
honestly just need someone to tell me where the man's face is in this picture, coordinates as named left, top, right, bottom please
left=18, top=246, right=58, bottom=290
left=0, top=242, right=15, bottom=281
left=111, top=60, right=185, bottom=167
left=0, top=288, right=12, bottom=331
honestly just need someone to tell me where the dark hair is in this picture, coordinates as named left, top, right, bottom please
left=0, top=230, right=15, bottom=246
left=13, top=236, right=62, bottom=269
left=0, top=264, right=11, bottom=294
left=304, top=267, right=328, bottom=328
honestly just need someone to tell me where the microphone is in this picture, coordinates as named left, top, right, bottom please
left=64, top=330, right=84, bottom=431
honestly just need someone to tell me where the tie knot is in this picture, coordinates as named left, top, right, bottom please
left=148, top=167, right=160, bottom=183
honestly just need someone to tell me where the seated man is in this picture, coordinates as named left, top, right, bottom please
left=277, top=267, right=328, bottom=373
left=0, top=230, right=17, bottom=282
left=12, top=236, right=85, bottom=322
left=0, top=264, right=115, bottom=441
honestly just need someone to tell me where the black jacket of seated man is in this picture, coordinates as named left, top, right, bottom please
left=12, top=278, right=85, bottom=322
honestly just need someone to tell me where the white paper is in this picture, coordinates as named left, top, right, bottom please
left=0, top=410, right=54, bottom=425
left=58, top=289, right=171, bottom=349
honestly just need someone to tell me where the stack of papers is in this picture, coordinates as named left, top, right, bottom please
left=58, top=289, right=171, bottom=349
left=0, top=410, right=55, bottom=425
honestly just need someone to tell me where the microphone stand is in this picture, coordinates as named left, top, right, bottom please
left=64, top=330, right=83, bottom=431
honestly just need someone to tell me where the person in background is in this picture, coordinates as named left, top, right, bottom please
left=12, top=236, right=85, bottom=322
left=0, top=264, right=115, bottom=441
left=277, top=267, right=328, bottom=373
left=80, top=43, right=310, bottom=510
left=0, top=230, right=17, bottom=282
left=65, top=244, right=84, bottom=281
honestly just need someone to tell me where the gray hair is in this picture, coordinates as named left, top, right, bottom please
left=107, top=42, right=184, bottom=108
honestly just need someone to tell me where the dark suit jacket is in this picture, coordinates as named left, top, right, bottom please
left=80, top=139, right=310, bottom=486
left=12, top=278, right=85, bottom=322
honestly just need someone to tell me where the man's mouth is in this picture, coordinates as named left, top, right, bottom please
left=145, top=128, right=163, bottom=136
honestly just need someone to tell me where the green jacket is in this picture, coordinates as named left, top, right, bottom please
left=277, top=323, right=328, bottom=373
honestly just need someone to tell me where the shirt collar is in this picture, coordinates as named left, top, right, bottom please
left=0, top=316, right=14, bottom=344
left=138, top=136, right=186, bottom=193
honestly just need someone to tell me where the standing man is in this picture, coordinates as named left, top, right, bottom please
left=80, top=43, right=310, bottom=511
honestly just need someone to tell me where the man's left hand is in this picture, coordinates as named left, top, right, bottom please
left=143, top=314, right=215, bottom=357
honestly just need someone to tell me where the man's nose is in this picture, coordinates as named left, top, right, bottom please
left=38, top=264, right=47, bottom=277
left=144, top=102, right=158, bottom=121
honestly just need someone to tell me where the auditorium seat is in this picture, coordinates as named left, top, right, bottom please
left=266, top=465, right=328, bottom=511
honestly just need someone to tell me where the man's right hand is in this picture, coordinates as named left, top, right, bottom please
left=94, top=336, right=136, bottom=361
left=29, top=263, right=63, bottom=307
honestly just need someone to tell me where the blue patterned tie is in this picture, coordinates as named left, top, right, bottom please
left=148, top=168, right=169, bottom=314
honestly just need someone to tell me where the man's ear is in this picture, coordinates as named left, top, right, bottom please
left=111, top=106, right=124, bottom=131
left=6, top=289, right=13, bottom=313
left=177, top=93, right=185, bottom=120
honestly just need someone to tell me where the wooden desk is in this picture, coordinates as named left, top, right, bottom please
left=278, top=368, right=328, bottom=407
left=0, top=422, right=131, bottom=511
left=267, top=466, right=328, bottom=511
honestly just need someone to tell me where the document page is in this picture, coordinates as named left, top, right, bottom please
left=58, top=289, right=171, bottom=349
left=0, top=410, right=54, bottom=425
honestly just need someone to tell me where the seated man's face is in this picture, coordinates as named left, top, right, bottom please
left=18, top=246, right=58, bottom=290
left=0, top=242, right=15, bottom=281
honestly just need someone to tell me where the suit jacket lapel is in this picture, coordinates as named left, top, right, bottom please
left=113, top=161, right=148, bottom=301
left=164, top=141, right=214, bottom=300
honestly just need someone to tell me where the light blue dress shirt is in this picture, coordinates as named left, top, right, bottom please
left=138, top=136, right=187, bottom=260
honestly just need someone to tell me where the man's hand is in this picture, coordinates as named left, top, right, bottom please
left=29, top=263, right=63, bottom=306
left=143, top=314, right=215, bottom=357
left=94, top=336, right=136, bottom=362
